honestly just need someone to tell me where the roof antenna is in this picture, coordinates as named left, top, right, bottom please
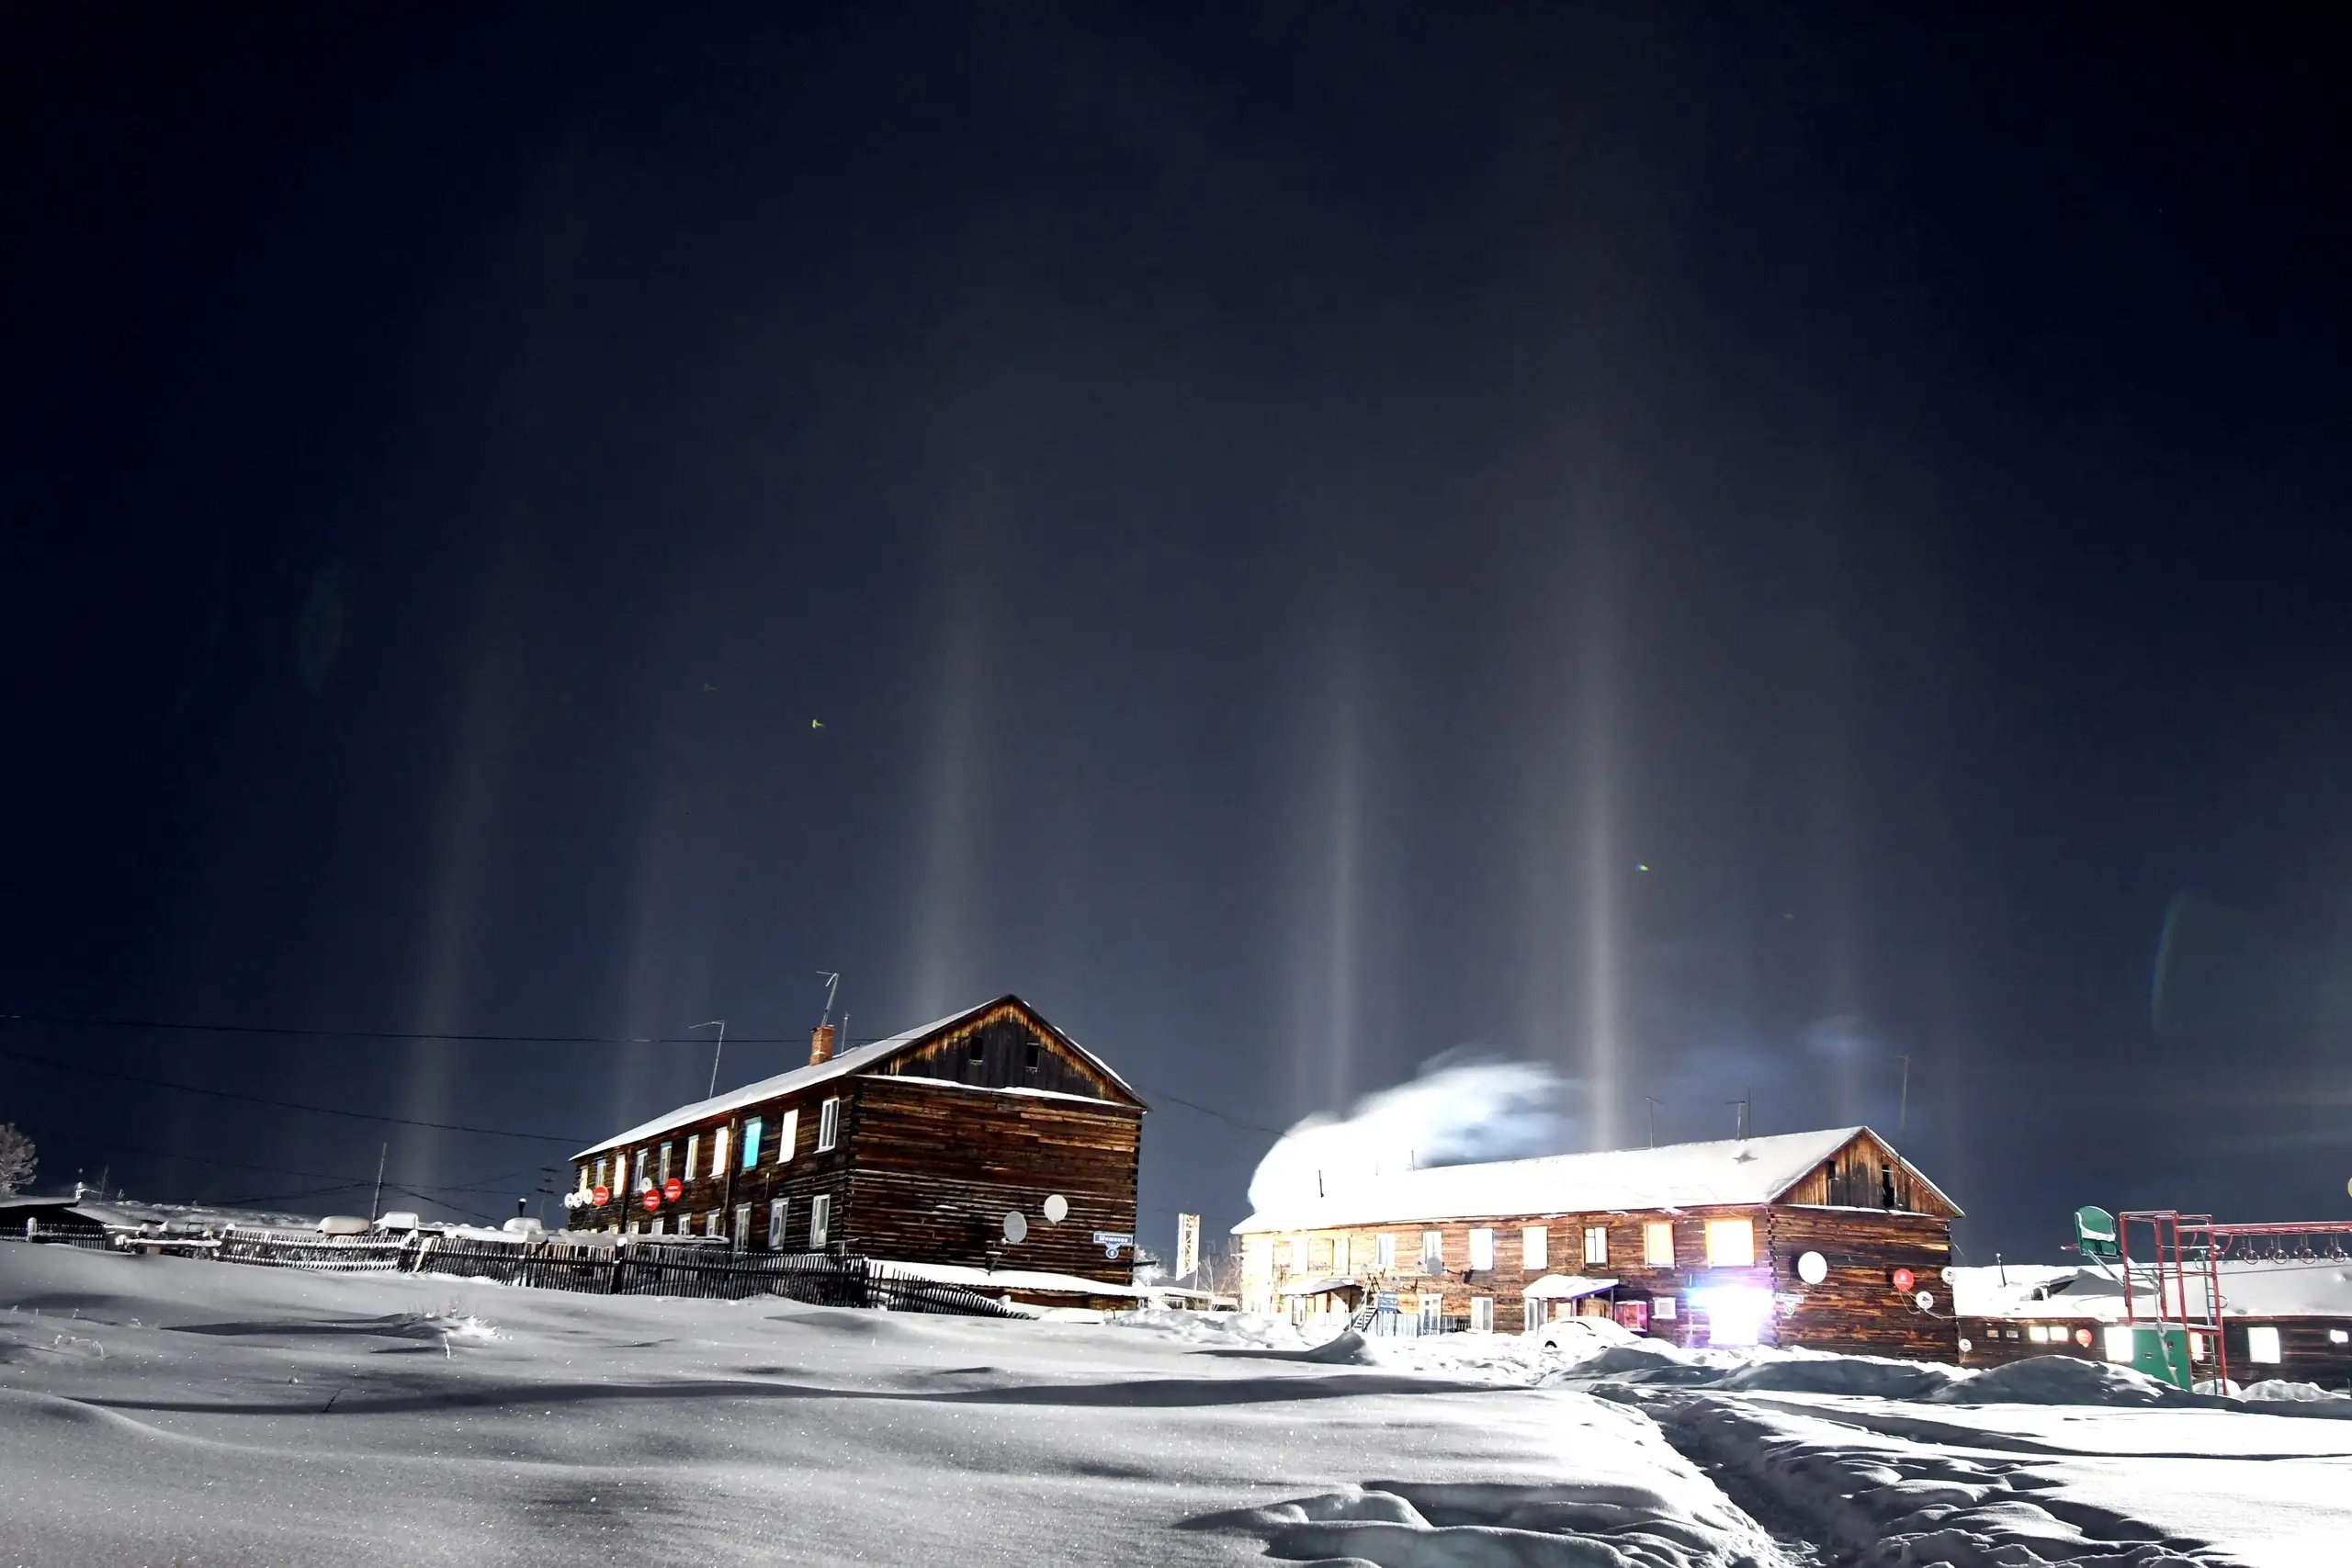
left=692, top=1020, right=727, bottom=1097
left=1645, top=1096, right=1659, bottom=1148
left=1897, top=1054, right=1911, bottom=1138
left=817, top=971, right=842, bottom=1030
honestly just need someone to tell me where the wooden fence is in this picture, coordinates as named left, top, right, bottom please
left=9, top=1226, right=1028, bottom=1318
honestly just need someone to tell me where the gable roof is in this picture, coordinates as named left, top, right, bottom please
left=1232, top=1125, right=1959, bottom=1234
left=574, top=994, right=1141, bottom=1161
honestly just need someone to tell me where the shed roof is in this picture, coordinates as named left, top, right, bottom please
left=1233, top=1125, right=1956, bottom=1233
left=575, top=994, right=1140, bottom=1160
left=1954, top=1260, right=2352, bottom=1322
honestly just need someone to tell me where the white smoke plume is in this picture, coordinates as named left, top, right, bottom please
left=1247, top=1052, right=1578, bottom=1213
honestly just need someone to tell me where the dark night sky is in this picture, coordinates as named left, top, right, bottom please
left=3, top=6, right=2346, bottom=1260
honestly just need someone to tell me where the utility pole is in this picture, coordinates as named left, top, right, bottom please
left=693, top=1020, right=727, bottom=1098
left=1898, top=1055, right=1911, bottom=1138
left=371, top=1143, right=387, bottom=1222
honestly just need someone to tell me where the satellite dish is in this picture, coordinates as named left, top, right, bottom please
left=1958, top=1337, right=1973, bottom=1354
left=1940, top=1267, right=1957, bottom=1283
left=1042, top=1194, right=1069, bottom=1224
left=1915, top=1291, right=1935, bottom=1312
left=1796, top=1251, right=1828, bottom=1285
left=1002, top=1211, right=1028, bottom=1245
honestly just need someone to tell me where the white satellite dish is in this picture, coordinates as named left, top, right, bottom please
left=1002, top=1211, right=1028, bottom=1245
left=1915, top=1291, right=1935, bottom=1312
left=1795, top=1251, right=1828, bottom=1286
left=1042, top=1194, right=1069, bottom=1224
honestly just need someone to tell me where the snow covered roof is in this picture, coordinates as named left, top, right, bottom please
left=871, top=1258, right=1155, bottom=1300
left=1234, top=1126, right=1955, bottom=1233
left=575, top=994, right=1139, bottom=1160
left=1956, top=1260, right=2352, bottom=1322
left=1524, top=1274, right=1620, bottom=1300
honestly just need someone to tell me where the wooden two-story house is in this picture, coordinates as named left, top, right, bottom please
left=1234, top=1125, right=1962, bottom=1359
left=569, top=995, right=1146, bottom=1285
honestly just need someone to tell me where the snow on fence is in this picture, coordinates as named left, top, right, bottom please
left=5, top=1224, right=1028, bottom=1318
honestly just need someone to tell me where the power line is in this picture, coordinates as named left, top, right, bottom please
left=4, top=1011, right=1295, bottom=1141
left=0, top=1011, right=798, bottom=1046
left=0, top=1046, right=587, bottom=1144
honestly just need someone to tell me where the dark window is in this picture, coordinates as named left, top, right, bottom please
left=1023, top=1034, right=1041, bottom=1072
left=968, top=1032, right=986, bottom=1065
left=1880, top=1165, right=1896, bottom=1210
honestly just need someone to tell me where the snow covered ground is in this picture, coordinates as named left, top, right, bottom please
left=5, top=1243, right=2348, bottom=1567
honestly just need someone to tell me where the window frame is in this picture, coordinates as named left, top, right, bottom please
left=1420, top=1229, right=1443, bottom=1273
left=2247, top=1325, right=2284, bottom=1364
left=1644, top=1221, right=1676, bottom=1268
left=768, top=1197, right=788, bottom=1251
left=1704, top=1218, right=1756, bottom=1268
left=1467, top=1227, right=1495, bottom=1271
left=711, top=1125, right=729, bottom=1173
left=659, top=1143, right=673, bottom=1184
left=809, top=1193, right=831, bottom=1248
left=1469, top=1296, right=1494, bottom=1333
left=741, top=1116, right=763, bottom=1170
left=817, top=1098, right=841, bottom=1152
left=732, top=1202, right=752, bottom=1250
left=1521, top=1225, right=1548, bottom=1272
left=1584, top=1225, right=1609, bottom=1266
left=684, top=1134, right=698, bottom=1181
left=1375, top=1233, right=1397, bottom=1272
left=776, top=1108, right=798, bottom=1164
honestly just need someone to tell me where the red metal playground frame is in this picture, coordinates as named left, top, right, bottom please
left=2118, top=1211, right=2352, bottom=1388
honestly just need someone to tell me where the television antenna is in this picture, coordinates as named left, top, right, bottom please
left=817, top=972, right=842, bottom=1029
left=691, top=1020, right=727, bottom=1097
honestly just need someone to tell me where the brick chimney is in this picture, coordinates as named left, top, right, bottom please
left=809, top=1023, right=836, bottom=1066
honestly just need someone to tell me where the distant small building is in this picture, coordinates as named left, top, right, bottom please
left=1232, top=1125, right=1961, bottom=1359
left=1954, top=1260, right=2352, bottom=1389
left=570, top=995, right=1148, bottom=1300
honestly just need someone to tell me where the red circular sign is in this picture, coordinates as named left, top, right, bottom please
left=591, top=1186, right=610, bottom=1207
left=1891, top=1268, right=1917, bottom=1293
left=662, top=1178, right=684, bottom=1202
left=640, top=1189, right=662, bottom=1213
left=2074, top=1327, right=2093, bottom=1348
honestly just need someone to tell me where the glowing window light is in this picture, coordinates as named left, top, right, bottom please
left=2028, top=1325, right=2049, bottom=1344
left=1690, top=1286, right=1773, bottom=1348
left=2247, top=1325, right=2283, bottom=1364
left=2103, top=1325, right=2134, bottom=1364
left=1704, top=1219, right=1755, bottom=1267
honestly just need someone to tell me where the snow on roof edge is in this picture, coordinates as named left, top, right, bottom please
left=574, top=994, right=1138, bottom=1160
left=1231, top=1125, right=1961, bottom=1234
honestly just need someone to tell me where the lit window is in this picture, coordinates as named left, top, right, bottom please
left=1645, top=1222, right=1675, bottom=1267
left=1470, top=1297, right=1494, bottom=1333
left=1704, top=1220, right=1755, bottom=1268
left=1375, top=1233, right=1396, bottom=1272
left=768, top=1198, right=787, bottom=1249
left=2332, top=1329, right=2349, bottom=1346
left=684, top=1134, right=699, bottom=1180
left=2247, top=1325, right=2283, bottom=1364
left=2189, top=1332, right=2206, bottom=1361
left=1585, top=1226, right=1609, bottom=1266
left=1468, top=1229, right=1495, bottom=1270
left=1421, top=1230, right=1443, bottom=1272
left=1651, top=1295, right=1677, bottom=1322
left=711, top=1126, right=729, bottom=1172
left=809, top=1194, right=831, bottom=1248
left=818, top=1098, right=841, bottom=1152
left=2028, top=1325, right=2048, bottom=1344
left=742, top=1117, right=763, bottom=1169
left=776, top=1108, right=798, bottom=1164
left=1522, top=1226, right=1548, bottom=1271
left=2103, top=1325, right=2135, bottom=1363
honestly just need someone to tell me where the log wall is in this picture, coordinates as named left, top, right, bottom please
left=1766, top=1206, right=1957, bottom=1360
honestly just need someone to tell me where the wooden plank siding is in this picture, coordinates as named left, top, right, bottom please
left=1959, top=1316, right=2352, bottom=1389
left=844, top=1077, right=1140, bottom=1281
left=1243, top=1133, right=1961, bottom=1358
left=569, top=997, right=1143, bottom=1285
